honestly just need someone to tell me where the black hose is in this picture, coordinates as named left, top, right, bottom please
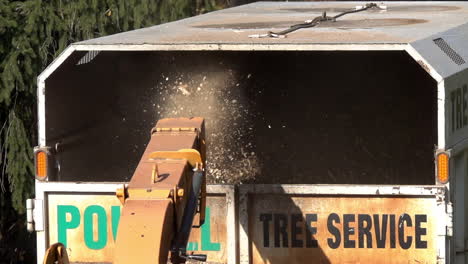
left=171, top=170, right=204, bottom=254
left=266, top=3, right=378, bottom=37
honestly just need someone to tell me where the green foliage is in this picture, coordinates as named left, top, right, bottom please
left=196, top=0, right=225, bottom=15
left=4, top=110, right=34, bottom=214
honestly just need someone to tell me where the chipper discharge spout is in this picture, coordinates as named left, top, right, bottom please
left=42, top=117, right=208, bottom=264
left=113, top=117, right=207, bottom=263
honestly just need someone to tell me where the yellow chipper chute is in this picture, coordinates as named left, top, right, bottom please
left=43, top=117, right=207, bottom=264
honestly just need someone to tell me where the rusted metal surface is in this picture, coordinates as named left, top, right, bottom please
left=75, top=2, right=468, bottom=46
left=114, top=117, right=206, bottom=263
left=237, top=184, right=443, bottom=264
left=248, top=195, right=437, bottom=263
left=114, top=199, right=174, bottom=263
left=417, top=59, right=431, bottom=73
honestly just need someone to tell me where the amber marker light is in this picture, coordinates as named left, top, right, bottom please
left=436, top=152, right=449, bottom=184
left=35, top=150, right=48, bottom=181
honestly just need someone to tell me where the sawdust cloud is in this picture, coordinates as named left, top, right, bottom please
left=151, top=67, right=260, bottom=184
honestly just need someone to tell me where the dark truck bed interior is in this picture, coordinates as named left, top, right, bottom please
left=46, top=51, right=437, bottom=184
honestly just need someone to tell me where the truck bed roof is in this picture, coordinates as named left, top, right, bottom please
left=76, top=1, right=468, bottom=46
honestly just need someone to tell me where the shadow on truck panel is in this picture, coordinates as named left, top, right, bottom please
left=241, top=184, right=439, bottom=264
left=245, top=186, right=332, bottom=264
left=45, top=51, right=436, bottom=185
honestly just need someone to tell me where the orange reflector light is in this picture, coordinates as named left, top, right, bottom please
left=437, top=152, right=449, bottom=184
left=36, top=151, right=48, bottom=180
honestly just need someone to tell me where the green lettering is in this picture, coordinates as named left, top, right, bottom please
left=187, top=242, right=199, bottom=251
left=201, top=207, right=221, bottom=251
left=84, top=205, right=107, bottom=250
left=57, top=205, right=80, bottom=248
left=111, top=206, right=121, bottom=241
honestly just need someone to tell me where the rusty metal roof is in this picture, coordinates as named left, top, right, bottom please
left=76, top=1, right=468, bottom=46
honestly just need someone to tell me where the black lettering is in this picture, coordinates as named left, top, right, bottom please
left=358, top=214, right=372, bottom=248
left=327, top=213, right=341, bottom=249
left=452, top=91, right=457, bottom=132
left=306, top=214, right=318, bottom=248
left=398, top=213, right=413, bottom=249
left=457, top=88, right=463, bottom=129
left=274, top=214, right=288, bottom=247
left=291, top=214, right=303, bottom=248
left=343, top=214, right=355, bottom=248
left=390, top=214, right=396, bottom=248
left=415, top=215, right=428, bottom=249
left=463, top=85, right=468, bottom=126
left=260, top=214, right=272, bottom=247
left=374, top=214, right=388, bottom=248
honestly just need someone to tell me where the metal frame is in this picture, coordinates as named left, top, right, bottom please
left=238, top=184, right=449, bottom=264
left=34, top=182, right=237, bottom=264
